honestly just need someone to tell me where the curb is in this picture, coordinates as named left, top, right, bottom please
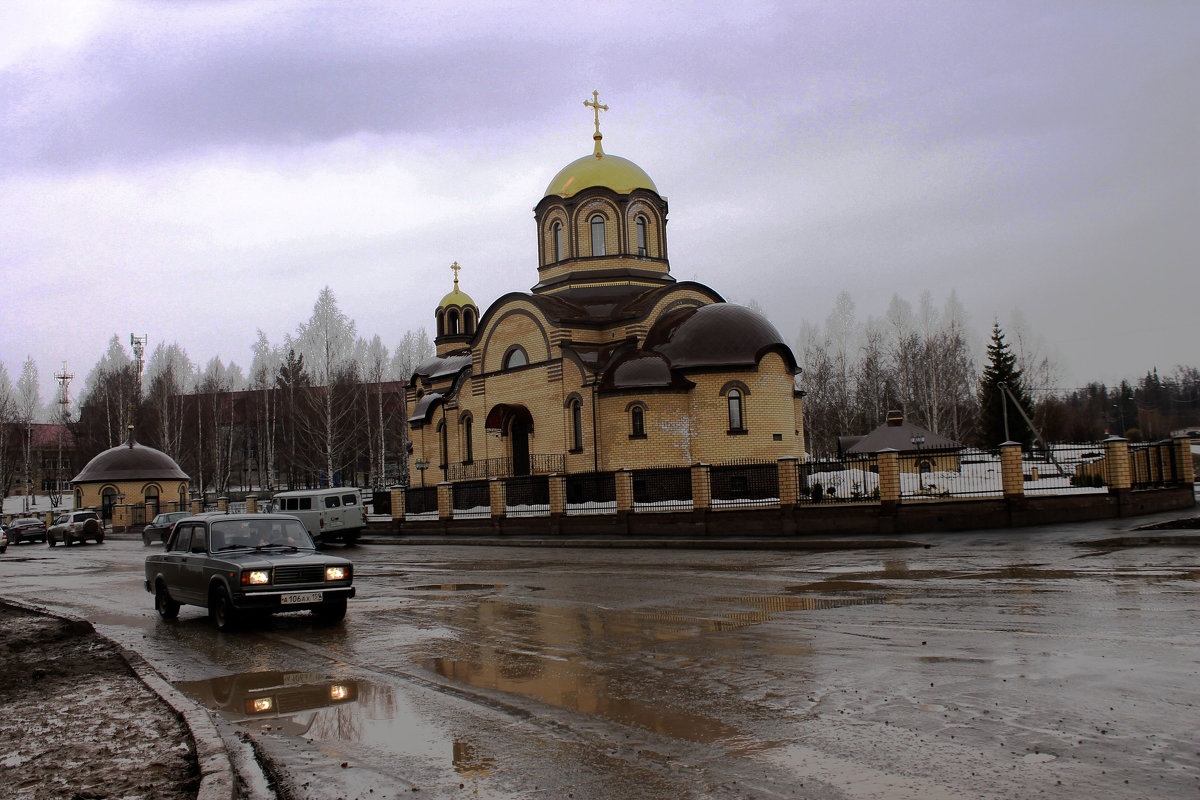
left=0, top=597, right=235, bottom=800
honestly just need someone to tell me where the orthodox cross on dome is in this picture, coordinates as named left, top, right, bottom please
left=450, top=261, right=461, bottom=288
left=584, top=90, right=608, bottom=156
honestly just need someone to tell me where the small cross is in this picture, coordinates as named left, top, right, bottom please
left=584, top=90, right=608, bottom=136
left=450, top=261, right=461, bottom=286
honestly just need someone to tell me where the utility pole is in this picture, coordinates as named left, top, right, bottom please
left=53, top=363, right=73, bottom=508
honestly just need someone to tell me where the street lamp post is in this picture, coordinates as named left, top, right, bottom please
left=910, top=433, right=926, bottom=492
left=415, top=459, right=429, bottom=488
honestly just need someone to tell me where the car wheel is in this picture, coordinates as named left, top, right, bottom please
left=342, top=531, right=360, bottom=546
left=95, top=534, right=104, bottom=544
left=155, top=584, right=180, bottom=619
left=313, top=597, right=347, bottom=624
left=1, top=546, right=6, bottom=554
left=210, top=587, right=240, bottom=631
left=47, top=536, right=56, bottom=547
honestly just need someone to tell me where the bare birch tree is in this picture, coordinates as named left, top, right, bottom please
left=295, top=287, right=358, bottom=486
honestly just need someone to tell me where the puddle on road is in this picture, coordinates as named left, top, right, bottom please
left=404, top=583, right=508, bottom=592
left=426, top=654, right=743, bottom=744
left=175, top=670, right=451, bottom=759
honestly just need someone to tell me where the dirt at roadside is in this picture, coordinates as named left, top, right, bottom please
left=0, top=601, right=199, bottom=800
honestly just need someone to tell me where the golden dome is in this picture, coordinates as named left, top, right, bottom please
left=437, top=262, right=476, bottom=309
left=545, top=148, right=659, bottom=199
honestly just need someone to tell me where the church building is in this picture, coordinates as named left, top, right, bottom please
left=407, top=95, right=805, bottom=486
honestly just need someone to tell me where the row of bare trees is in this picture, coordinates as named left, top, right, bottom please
left=59, top=287, right=433, bottom=499
left=796, top=290, right=983, bottom=456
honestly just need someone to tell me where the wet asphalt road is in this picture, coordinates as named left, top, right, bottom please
left=1, top=512, right=1198, bottom=800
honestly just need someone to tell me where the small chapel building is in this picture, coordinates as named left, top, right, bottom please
left=406, top=96, right=806, bottom=486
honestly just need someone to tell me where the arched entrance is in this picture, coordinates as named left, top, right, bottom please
left=510, top=417, right=531, bottom=476
left=485, top=403, right=534, bottom=477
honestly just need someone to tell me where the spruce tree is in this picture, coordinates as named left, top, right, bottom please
left=977, top=323, right=1034, bottom=447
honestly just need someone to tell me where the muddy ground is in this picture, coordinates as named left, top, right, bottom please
left=0, top=601, right=198, bottom=800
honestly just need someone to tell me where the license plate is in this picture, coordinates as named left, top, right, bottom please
left=281, top=591, right=323, bottom=605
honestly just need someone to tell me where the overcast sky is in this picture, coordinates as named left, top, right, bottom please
left=2, top=0, right=1197, bottom=407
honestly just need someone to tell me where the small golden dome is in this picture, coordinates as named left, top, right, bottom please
left=437, top=261, right=476, bottom=310
left=545, top=149, right=659, bottom=199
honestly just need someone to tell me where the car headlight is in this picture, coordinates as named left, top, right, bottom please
left=242, top=569, right=271, bottom=585
left=325, top=566, right=347, bottom=581
left=246, top=697, right=274, bottom=714
left=330, top=684, right=349, bottom=701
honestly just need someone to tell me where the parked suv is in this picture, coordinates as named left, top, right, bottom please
left=47, top=511, right=104, bottom=546
left=7, top=517, right=47, bottom=545
left=144, top=513, right=355, bottom=630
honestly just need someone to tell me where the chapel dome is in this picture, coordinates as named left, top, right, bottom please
left=438, top=285, right=475, bottom=310
left=545, top=150, right=659, bottom=199
left=645, top=303, right=798, bottom=372
left=73, top=432, right=189, bottom=484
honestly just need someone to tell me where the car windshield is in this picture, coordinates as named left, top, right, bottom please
left=208, top=519, right=314, bottom=552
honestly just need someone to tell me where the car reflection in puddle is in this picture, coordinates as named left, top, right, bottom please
left=176, top=670, right=358, bottom=736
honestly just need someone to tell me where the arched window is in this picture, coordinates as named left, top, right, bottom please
left=461, top=415, right=474, bottom=464
left=75, top=488, right=83, bottom=509
left=569, top=399, right=583, bottom=452
left=727, top=389, right=744, bottom=432
left=437, top=421, right=448, bottom=469
left=504, top=346, right=528, bottom=370
left=552, top=221, right=563, bottom=262
left=101, top=486, right=117, bottom=521
left=463, top=308, right=476, bottom=335
left=144, top=484, right=160, bottom=515
left=447, top=308, right=460, bottom=335
left=636, top=215, right=648, bottom=257
left=178, top=485, right=187, bottom=508
left=436, top=310, right=445, bottom=337
left=631, top=405, right=645, bottom=437
left=590, top=214, right=606, bottom=256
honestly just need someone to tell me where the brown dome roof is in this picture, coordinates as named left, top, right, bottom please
left=645, top=303, right=798, bottom=372
left=73, top=433, right=189, bottom=483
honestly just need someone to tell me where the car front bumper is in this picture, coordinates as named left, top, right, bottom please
left=232, top=585, right=356, bottom=611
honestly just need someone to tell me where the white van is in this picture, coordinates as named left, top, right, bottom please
left=272, top=488, right=366, bottom=545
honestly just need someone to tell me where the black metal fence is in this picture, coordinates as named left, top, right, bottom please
left=632, top=466, right=692, bottom=511
left=711, top=461, right=779, bottom=510
left=505, top=475, right=550, bottom=517
left=565, top=472, right=616, bottom=515
left=405, top=486, right=438, bottom=516
left=1130, top=442, right=1170, bottom=489
left=796, top=454, right=879, bottom=504
left=1024, top=444, right=1106, bottom=495
left=452, top=480, right=491, bottom=518
left=900, top=447, right=1003, bottom=499
left=447, top=454, right=566, bottom=481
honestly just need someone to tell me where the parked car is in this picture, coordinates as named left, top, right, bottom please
left=144, top=513, right=355, bottom=630
left=47, top=511, right=104, bottom=546
left=1, top=526, right=8, bottom=553
left=7, top=517, right=47, bottom=545
left=272, top=488, right=367, bottom=545
left=142, top=511, right=192, bottom=546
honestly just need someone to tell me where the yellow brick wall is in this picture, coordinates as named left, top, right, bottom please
left=74, top=479, right=188, bottom=511
left=481, top=308, right=552, bottom=372
left=576, top=198, right=622, bottom=256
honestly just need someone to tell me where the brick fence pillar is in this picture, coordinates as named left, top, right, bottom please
left=877, top=449, right=901, bottom=509
left=778, top=457, right=800, bottom=507
left=437, top=482, right=453, bottom=521
left=246, top=496, right=258, bottom=514
left=1103, top=437, right=1131, bottom=491
left=191, top=499, right=203, bottom=514
left=1173, top=436, right=1195, bottom=485
left=691, top=463, right=711, bottom=511
left=548, top=476, right=565, bottom=517
left=389, top=487, right=406, bottom=521
left=1000, top=442, right=1024, bottom=498
left=217, top=497, right=229, bottom=512
left=615, top=469, right=633, bottom=514
left=489, top=478, right=506, bottom=519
